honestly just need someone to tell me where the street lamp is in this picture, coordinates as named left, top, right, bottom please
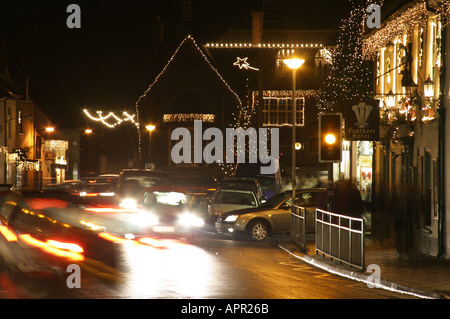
left=284, top=57, right=305, bottom=204
left=145, top=124, right=156, bottom=165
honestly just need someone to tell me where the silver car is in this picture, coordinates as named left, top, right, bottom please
left=208, top=189, right=260, bottom=219
left=215, top=188, right=327, bottom=241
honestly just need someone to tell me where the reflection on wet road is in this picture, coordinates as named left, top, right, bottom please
left=117, top=239, right=218, bottom=298
left=0, top=231, right=411, bottom=299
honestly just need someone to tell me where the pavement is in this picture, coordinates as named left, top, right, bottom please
left=277, top=235, right=450, bottom=299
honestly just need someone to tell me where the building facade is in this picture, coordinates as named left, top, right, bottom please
left=363, top=0, right=448, bottom=257
left=135, top=35, right=242, bottom=184
left=203, top=11, right=337, bottom=186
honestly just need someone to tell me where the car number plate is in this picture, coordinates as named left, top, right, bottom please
left=153, top=225, right=175, bottom=232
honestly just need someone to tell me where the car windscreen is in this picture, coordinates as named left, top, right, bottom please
left=219, top=181, right=256, bottom=192
left=122, top=175, right=170, bottom=188
left=214, top=191, right=256, bottom=206
left=239, top=176, right=274, bottom=191
left=255, top=176, right=275, bottom=191
left=296, top=191, right=327, bottom=209
left=144, top=191, right=187, bottom=206
left=260, top=191, right=291, bottom=208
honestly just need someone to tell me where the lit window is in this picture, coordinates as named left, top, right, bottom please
left=262, top=97, right=305, bottom=126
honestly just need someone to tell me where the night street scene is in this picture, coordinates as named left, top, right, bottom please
left=1, top=0, right=450, bottom=310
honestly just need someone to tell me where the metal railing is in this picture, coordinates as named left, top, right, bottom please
left=315, top=209, right=365, bottom=270
left=290, top=205, right=306, bottom=252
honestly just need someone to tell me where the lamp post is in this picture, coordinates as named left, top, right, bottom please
left=145, top=124, right=156, bottom=166
left=283, top=57, right=305, bottom=204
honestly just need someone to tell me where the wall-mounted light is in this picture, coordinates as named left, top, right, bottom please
left=386, top=41, right=395, bottom=54
left=423, top=75, right=435, bottom=98
left=386, top=89, right=396, bottom=107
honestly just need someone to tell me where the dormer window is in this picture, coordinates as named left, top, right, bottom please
left=314, top=48, right=332, bottom=78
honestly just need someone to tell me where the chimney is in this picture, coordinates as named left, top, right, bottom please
left=251, top=11, right=264, bottom=45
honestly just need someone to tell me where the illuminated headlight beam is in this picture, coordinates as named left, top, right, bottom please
left=179, top=212, right=204, bottom=227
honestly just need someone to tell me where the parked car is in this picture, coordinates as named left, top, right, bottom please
left=43, top=180, right=84, bottom=192
left=82, top=174, right=119, bottom=189
left=217, top=178, right=265, bottom=202
left=0, top=184, right=15, bottom=192
left=233, top=161, right=282, bottom=199
left=208, top=188, right=261, bottom=221
left=235, top=175, right=279, bottom=200
left=215, top=188, right=327, bottom=241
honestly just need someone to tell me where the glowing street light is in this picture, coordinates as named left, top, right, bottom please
left=146, top=124, right=156, bottom=164
left=284, top=57, right=305, bottom=203
left=283, top=58, right=305, bottom=70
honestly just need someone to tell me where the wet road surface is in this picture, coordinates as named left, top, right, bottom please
left=0, top=229, right=413, bottom=299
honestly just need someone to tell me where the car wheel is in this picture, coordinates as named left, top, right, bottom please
left=248, top=220, right=269, bottom=241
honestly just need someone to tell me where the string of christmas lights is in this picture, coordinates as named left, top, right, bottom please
left=256, top=90, right=318, bottom=99
left=317, top=0, right=383, bottom=112
left=368, top=0, right=447, bottom=126
left=163, top=113, right=215, bottom=123
left=206, top=42, right=323, bottom=49
left=363, top=1, right=428, bottom=58
left=83, top=109, right=139, bottom=128
left=135, top=34, right=242, bottom=114
left=135, top=35, right=243, bottom=163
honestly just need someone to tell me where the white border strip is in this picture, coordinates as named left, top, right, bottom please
left=278, top=244, right=443, bottom=299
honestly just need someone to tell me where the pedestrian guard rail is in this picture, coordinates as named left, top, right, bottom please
left=290, top=205, right=306, bottom=252
left=291, top=205, right=365, bottom=270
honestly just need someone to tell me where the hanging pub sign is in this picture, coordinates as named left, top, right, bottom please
left=344, top=100, right=380, bottom=141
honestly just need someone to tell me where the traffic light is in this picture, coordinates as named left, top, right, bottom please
left=319, top=113, right=342, bottom=163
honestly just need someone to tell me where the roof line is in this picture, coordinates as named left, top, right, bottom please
left=135, top=34, right=242, bottom=113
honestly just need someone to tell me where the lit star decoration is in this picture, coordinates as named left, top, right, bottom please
left=83, top=109, right=139, bottom=128
left=134, top=34, right=243, bottom=163
left=233, top=57, right=259, bottom=71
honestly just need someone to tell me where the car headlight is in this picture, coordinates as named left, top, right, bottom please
left=119, top=198, right=138, bottom=209
left=224, top=215, right=239, bottom=222
left=179, top=212, right=204, bottom=227
left=130, top=212, right=158, bottom=226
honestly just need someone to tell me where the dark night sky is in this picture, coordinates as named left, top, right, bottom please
left=1, top=0, right=353, bottom=128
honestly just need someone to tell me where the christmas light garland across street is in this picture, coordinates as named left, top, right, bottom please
left=83, top=109, right=139, bottom=128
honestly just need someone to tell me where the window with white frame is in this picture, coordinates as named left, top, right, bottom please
left=262, top=97, right=305, bottom=126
